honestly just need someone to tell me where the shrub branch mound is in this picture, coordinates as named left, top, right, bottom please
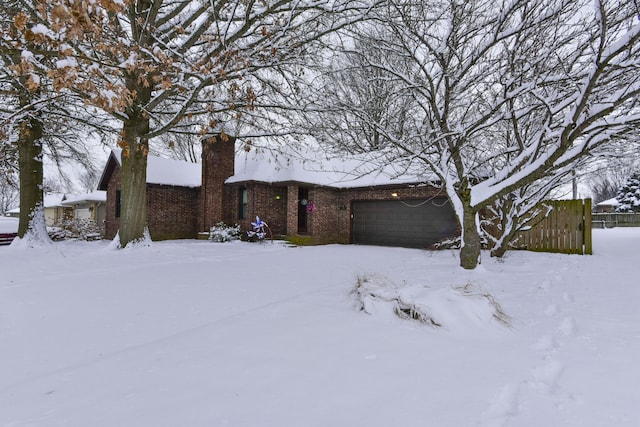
left=351, top=274, right=511, bottom=329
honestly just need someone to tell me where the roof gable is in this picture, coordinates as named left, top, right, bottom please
left=597, top=197, right=620, bottom=206
left=97, top=151, right=119, bottom=191
left=43, top=193, right=70, bottom=208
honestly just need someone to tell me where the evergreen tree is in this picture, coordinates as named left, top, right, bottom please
left=615, top=173, right=640, bottom=212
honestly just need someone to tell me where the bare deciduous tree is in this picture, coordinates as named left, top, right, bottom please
left=585, top=156, right=640, bottom=203
left=307, top=29, right=417, bottom=154
left=310, top=0, right=640, bottom=268
left=14, top=0, right=379, bottom=247
left=0, top=144, right=19, bottom=215
left=0, top=139, right=18, bottom=216
left=1, top=0, right=114, bottom=242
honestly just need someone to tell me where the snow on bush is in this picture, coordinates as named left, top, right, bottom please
left=430, top=234, right=491, bottom=251
left=209, top=222, right=241, bottom=242
left=351, top=274, right=511, bottom=329
left=431, top=235, right=461, bottom=250
left=52, top=218, right=103, bottom=240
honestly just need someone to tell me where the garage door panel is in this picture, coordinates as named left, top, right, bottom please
left=352, top=199, right=458, bottom=248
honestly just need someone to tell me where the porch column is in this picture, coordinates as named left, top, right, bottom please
left=286, top=185, right=298, bottom=235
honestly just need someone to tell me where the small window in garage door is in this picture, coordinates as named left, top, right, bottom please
left=351, top=198, right=458, bottom=248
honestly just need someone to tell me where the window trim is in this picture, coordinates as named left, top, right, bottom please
left=238, top=187, right=248, bottom=220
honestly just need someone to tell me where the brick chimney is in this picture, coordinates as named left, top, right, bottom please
left=200, top=134, right=235, bottom=231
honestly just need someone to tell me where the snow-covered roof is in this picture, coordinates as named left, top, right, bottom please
left=102, top=146, right=431, bottom=191
left=61, top=191, right=107, bottom=206
left=7, top=193, right=83, bottom=214
left=111, top=149, right=201, bottom=187
left=597, top=197, right=620, bottom=206
left=227, top=147, right=431, bottom=188
left=44, top=193, right=70, bottom=208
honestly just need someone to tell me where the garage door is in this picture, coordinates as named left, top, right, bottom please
left=352, top=198, right=458, bottom=248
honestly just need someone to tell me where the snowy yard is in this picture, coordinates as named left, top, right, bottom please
left=1, top=229, right=639, bottom=426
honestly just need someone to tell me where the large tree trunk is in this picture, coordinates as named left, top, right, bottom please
left=460, top=204, right=481, bottom=269
left=117, top=116, right=149, bottom=247
left=457, top=181, right=481, bottom=269
left=17, top=117, right=46, bottom=240
left=490, top=241, right=509, bottom=258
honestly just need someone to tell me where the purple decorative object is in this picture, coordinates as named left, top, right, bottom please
left=247, top=216, right=271, bottom=241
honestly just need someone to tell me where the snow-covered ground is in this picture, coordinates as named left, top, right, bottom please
left=1, top=229, right=639, bottom=426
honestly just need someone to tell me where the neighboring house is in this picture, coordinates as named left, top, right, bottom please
left=7, top=193, right=75, bottom=226
left=594, top=197, right=619, bottom=213
left=98, top=137, right=459, bottom=248
left=60, top=191, right=107, bottom=222
left=5, top=207, right=18, bottom=218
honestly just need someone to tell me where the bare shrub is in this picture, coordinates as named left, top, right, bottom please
left=53, top=218, right=102, bottom=240
left=351, top=274, right=443, bottom=328
left=351, top=274, right=511, bottom=329
left=455, top=283, right=512, bottom=327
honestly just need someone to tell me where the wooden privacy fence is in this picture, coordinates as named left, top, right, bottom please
left=592, top=212, right=640, bottom=228
left=513, top=199, right=592, bottom=255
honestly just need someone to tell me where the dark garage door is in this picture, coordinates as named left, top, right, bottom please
left=352, top=198, right=459, bottom=248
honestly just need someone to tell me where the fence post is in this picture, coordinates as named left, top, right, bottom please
left=584, top=198, right=592, bottom=255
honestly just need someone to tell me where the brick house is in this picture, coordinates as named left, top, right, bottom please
left=98, top=136, right=459, bottom=248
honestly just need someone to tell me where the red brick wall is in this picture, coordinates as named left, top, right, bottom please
left=147, top=184, right=199, bottom=240
left=232, top=184, right=288, bottom=236
left=307, top=187, right=343, bottom=242
left=104, top=165, right=121, bottom=240
left=200, top=135, right=235, bottom=231
left=102, top=163, right=199, bottom=241
left=220, top=186, right=236, bottom=227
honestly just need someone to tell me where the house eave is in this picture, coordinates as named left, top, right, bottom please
left=225, top=179, right=323, bottom=188
left=147, top=182, right=201, bottom=190
left=225, top=179, right=440, bottom=191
